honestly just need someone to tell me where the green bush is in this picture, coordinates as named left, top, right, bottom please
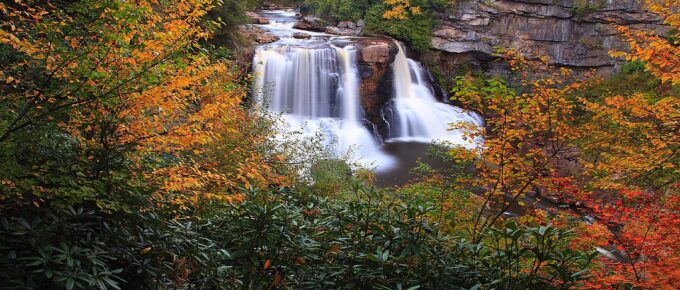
left=303, top=0, right=372, bottom=22
left=1, top=182, right=595, bottom=289
left=303, top=0, right=449, bottom=52
left=364, top=2, right=436, bottom=52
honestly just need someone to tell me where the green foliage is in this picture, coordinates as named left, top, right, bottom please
left=204, top=0, right=260, bottom=49
left=303, top=0, right=372, bottom=21
left=0, top=1, right=601, bottom=289
left=364, top=2, right=436, bottom=52
left=308, top=159, right=353, bottom=195
left=571, top=0, right=605, bottom=18
left=0, top=182, right=595, bottom=289
left=302, top=0, right=449, bottom=52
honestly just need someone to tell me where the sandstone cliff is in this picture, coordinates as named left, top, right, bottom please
left=431, top=0, right=665, bottom=71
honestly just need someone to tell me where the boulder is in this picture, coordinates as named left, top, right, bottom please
left=245, top=12, right=269, bottom=24
left=337, top=21, right=357, bottom=29
left=239, top=25, right=279, bottom=44
left=293, top=16, right=325, bottom=32
left=358, top=43, right=391, bottom=64
left=257, top=33, right=279, bottom=44
left=352, top=39, right=400, bottom=138
left=293, top=32, right=311, bottom=39
left=325, top=26, right=356, bottom=36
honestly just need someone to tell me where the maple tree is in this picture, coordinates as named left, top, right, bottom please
left=451, top=59, right=586, bottom=242
left=0, top=0, right=284, bottom=209
left=613, top=0, right=680, bottom=85
left=450, top=1, right=680, bottom=288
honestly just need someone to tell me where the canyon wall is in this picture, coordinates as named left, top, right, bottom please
left=429, top=0, right=665, bottom=74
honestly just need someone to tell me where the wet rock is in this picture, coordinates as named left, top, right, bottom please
left=240, top=25, right=279, bottom=44
left=257, top=33, right=279, bottom=43
left=293, top=16, right=326, bottom=32
left=325, top=26, right=356, bottom=36
left=358, top=43, right=391, bottom=64
left=245, top=11, right=269, bottom=24
left=337, top=21, right=357, bottom=29
left=353, top=39, right=400, bottom=138
left=293, top=32, right=311, bottom=39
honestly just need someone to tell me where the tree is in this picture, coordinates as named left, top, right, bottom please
left=449, top=1, right=680, bottom=287
left=0, top=0, right=283, bottom=210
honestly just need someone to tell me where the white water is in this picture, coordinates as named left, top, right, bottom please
left=251, top=10, right=480, bottom=171
left=253, top=43, right=395, bottom=168
left=388, top=43, right=482, bottom=146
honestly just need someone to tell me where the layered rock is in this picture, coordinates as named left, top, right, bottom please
left=325, top=26, right=357, bottom=36
left=353, top=39, right=399, bottom=138
left=325, top=20, right=365, bottom=36
left=432, top=0, right=665, bottom=69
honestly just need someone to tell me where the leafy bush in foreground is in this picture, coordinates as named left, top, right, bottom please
left=1, top=182, right=595, bottom=289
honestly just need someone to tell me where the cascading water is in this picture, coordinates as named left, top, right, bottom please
left=387, top=43, right=482, bottom=145
left=253, top=41, right=394, bottom=168
left=251, top=10, right=480, bottom=175
left=254, top=46, right=340, bottom=118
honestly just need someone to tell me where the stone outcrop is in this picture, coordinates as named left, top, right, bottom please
left=432, top=0, right=665, bottom=70
left=325, top=20, right=365, bottom=36
left=293, top=32, right=311, bottom=39
left=294, top=18, right=365, bottom=36
left=325, top=26, right=357, bottom=36
left=293, top=16, right=326, bottom=31
left=246, top=11, right=269, bottom=24
left=240, top=25, right=279, bottom=44
left=353, top=38, right=399, bottom=138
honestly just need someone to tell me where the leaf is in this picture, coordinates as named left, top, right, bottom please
left=65, top=278, right=75, bottom=290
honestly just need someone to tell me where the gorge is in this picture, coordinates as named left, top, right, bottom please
left=2, top=1, right=678, bottom=288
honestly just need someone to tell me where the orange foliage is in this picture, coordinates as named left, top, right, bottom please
left=0, top=0, right=285, bottom=209
left=611, top=0, right=680, bottom=84
left=382, top=0, right=422, bottom=20
left=452, top=64, right=586, bottom=241
left=452, top=1, right=680, bottom=285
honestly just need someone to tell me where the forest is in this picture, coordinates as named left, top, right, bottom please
left=0, top=0, right=678, bottom=289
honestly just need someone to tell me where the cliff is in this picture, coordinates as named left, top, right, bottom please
left=431, top=0, right=665, bottom=72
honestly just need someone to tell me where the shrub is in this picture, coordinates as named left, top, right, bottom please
left=0, top=182, right=596, bottom=289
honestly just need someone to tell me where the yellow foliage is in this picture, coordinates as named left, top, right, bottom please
left=0, top=0, right=287, bottom=209
left=382, top=0, right=422, bottom=20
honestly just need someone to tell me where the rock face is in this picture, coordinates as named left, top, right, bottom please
left=354, top=39, right=399, bottom=138
left=432, top=0, right=665, bottom=69
left=293, top=16, right=326, bottom=31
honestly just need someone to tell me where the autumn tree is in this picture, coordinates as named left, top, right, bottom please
left=450, top=1, right=679, bottom=288
left=0, top=0, right=284, bottom=210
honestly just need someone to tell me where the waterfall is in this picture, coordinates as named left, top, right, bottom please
left=254, top=46, right=340, bottom=117
left=388, top=43, right=482, bottom=145
left=251, top=10, right=481, bottom=173
left=253, top=44, right=395, bottom=168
